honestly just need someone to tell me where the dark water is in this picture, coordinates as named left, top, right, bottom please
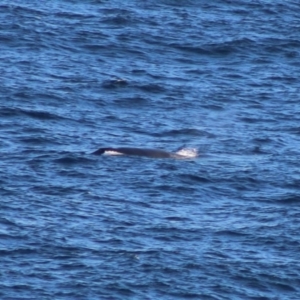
left=1, top=0, right=300, bottom=299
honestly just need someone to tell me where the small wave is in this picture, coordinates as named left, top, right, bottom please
left=179, top=174, right=211, bottom=183
left=138, top=83, right=166, bottom=93
left=156, top=128, right=213, bottom=137
left=0, top=107, right=64, bottom=121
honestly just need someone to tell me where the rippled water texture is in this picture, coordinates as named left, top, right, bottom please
left=1, top=0, right=300, bottom=299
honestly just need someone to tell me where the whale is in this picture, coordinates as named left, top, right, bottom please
left=92, top=147, right=198, bottom=159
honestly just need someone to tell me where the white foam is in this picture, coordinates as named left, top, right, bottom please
left=175, top=148, right=198, bottom=158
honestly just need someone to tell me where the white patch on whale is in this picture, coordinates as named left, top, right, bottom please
left=103, top=150, right=124, bottom=156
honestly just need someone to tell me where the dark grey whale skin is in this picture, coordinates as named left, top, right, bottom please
left=92, top=147, right=174, bottom=158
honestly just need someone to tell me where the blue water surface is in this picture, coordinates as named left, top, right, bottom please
left=1, top=0, right=300, bottom=299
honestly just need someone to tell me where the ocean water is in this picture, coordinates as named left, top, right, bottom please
left=1, top=0, right=300, bottom=299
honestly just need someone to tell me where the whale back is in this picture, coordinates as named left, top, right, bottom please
left=92, top=147, right=172, bottom=158
left=92, top=146, right=198, bottom=158
left=117, top=147, right=172, bottom=158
